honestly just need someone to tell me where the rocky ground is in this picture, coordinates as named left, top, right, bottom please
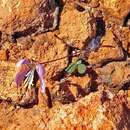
left=0, top=0, right=130, bottom=130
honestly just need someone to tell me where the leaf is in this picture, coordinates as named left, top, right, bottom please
left=16, top=59, right=30, bottom=68
left=77, top=63, right=86, bottom=74
left=15, top=68, right=30, bottom=87
left=40, top=79, right=46, bottom=93
left=76, top=60, right=82, bottom=65
left=24, top=70, right=32, bottom=85
left=28, top=69, right=35, bottom=89
left=36, top=64, right=46, bottom=93
left=36, top=64, right=45, bottom=78
left=87, top=36, right=101, bottom=51
left=65, top=62, right=77, bottom=74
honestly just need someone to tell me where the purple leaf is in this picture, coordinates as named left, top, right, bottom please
left=87, top=36, right=102, bottom=51
left=40, top=79, right=46, bottom=93
left=36, top=64, right=46, bottom=93
left=16, top=59, right=30, bottom=68
left=15, top=68, right=30, bottom=87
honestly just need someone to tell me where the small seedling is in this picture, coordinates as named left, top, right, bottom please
left=15, top=59, right=46, bottom=93
left=65, top=59, right=86, bottom=74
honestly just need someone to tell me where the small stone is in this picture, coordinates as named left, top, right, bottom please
left=118, top=90, right=125, bottom=95
left=0, top=49, right=8, bottom=61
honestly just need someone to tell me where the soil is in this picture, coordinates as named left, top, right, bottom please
left=0, top=0, right=130, bottom=129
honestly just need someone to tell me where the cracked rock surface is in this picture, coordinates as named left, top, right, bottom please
left=0, top=0, right=130, bottom=130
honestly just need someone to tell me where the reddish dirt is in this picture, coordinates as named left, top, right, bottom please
left=0, top=0, right=130, bottom=129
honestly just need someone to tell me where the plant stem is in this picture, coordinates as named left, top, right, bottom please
left=38, top=51, right=81, bottom=64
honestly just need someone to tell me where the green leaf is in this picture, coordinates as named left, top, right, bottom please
left=76, top=60, right=82, bottom=65
left=65, top=62, right=77, bottom=74
left=77, top=64, right=86, bottom=74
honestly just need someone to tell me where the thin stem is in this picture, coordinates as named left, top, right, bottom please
left=8, top=50, right=81, bottom=65
left=39, top=50, right=81, bottom=64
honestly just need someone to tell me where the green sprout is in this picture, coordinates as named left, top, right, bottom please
left=65, top=59, right=86, bottom=74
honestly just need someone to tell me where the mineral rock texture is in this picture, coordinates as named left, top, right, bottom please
left=0, top=92, right=129, bottom=130
left=58, top=1, right=97, bottom=49
left=87, top=30, right=124, bottom=65
left=100, top=0, right=130, bottom=26
left=0, top=0, right=129, bottom=130
left=0, top=0, right=59, bottom=42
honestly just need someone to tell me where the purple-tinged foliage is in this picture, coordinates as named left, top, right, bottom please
left=16, top=59, right=29, bottom=68
left=40, top=79, right=46, bottom=93
left=15, top=59, right=46, bottom=93
left=15, top=68, right=30, bottom=86
left=36, top=64, right=46, bottom=93
left=87, top=36, right=102, bottom=52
